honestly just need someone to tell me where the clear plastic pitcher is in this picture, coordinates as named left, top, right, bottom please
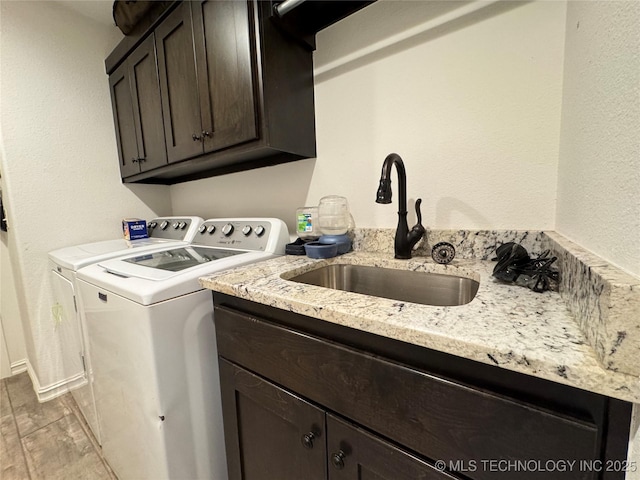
left=318, top=195, right=350, bottom=235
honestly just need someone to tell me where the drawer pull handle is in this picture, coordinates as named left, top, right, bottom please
left=331, top=450, right=346, bottom=469
left=301, top=432, right=315, bottom=449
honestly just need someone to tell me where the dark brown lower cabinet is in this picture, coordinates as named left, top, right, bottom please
left=214, top=295, right=633, bottom=480
left=326, top=415, right=459, bottom=480
left=220, top=359, right=457, bottom=480
left=219, top=359, right=326, bottom=480
left=107, top=0, right=316, bottom=184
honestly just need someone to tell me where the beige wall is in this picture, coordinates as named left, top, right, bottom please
left=171, top=0, right=567, bottom=234
left=556, top=1, right=640, bottom=278
left=556, top=2, right=640, bottom=473
left=1, top=161, right=27, bottom=378
left=0, top=228, right=27, bottom=378
left=0, top=1, right=171, bottom=389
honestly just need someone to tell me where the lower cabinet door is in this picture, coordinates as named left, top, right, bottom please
left=327, top=414, right=459, bottom=480
left=219, top=359, right=327, bottom=480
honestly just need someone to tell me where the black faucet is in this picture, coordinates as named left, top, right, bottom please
left=376, top=153, right=426, bottom=259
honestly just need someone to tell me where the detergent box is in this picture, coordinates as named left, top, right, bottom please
left=122, top=218, right=148, bottom=240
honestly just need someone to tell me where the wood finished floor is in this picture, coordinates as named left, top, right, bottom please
left=0, top=372, right=117, bottom=480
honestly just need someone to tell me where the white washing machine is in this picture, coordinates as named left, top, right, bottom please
left=47, top=216, right=204, bottom=444
left=76, top=218, right=289, bottom=480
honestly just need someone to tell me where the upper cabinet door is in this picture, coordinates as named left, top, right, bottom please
left=127, top=35, right=167, bottom=172
left=106, top=0, right=315, bottom=183
left=109, top=61, right=140, bottom=178
left=155, top=2, right=203, bottom=163
left=192, top=0, right=258, bottom=153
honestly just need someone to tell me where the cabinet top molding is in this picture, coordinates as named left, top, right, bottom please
left=106, top=0, right=376, bottom=73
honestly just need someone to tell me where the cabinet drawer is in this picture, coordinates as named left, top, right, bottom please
left=215, top=306, right=599, bottom=480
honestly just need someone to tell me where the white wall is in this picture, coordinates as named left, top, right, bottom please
left=0, top=229, right=27, bottom=378
left=556, top=1, right=640, bottom=277
left=0, top=1, right=171, bottom=390
left=171, top=0, right=567, bottom=234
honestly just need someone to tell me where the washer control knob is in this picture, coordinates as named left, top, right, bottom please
left=198, top=225, right=207, bottom=234
left=172, top=222, right=180, bottom=229
left=148, top=221, right=157, bottom=229
left=254, top=225, right=265, bottom=237
left=179, top=222, right=187, bottom=230
left=242, top=225, right=252, bottom=236
left=160, top=221, right=169, bottom=230
left=222, top=223, right=234, bottom=236
left=207, top=225, right=216, bottom=234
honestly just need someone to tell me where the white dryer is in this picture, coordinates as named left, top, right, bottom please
left=76, top=218, right=289, bottom=480
left=47, top=216, right=203, bottom=444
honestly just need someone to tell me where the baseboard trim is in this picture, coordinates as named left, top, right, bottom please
left=10, top=359, right=27, bottom=375
left=25, top=361, right=87, bottom=402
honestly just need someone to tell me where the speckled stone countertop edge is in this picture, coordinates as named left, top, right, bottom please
left=543, top=232, right=640, bottom=378
left=355, top=228, right=640, bottom=377
left=200, top=237, right=640, bottom=404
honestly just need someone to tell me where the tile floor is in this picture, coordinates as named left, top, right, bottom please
left=0, top=372, right=117, bottom=480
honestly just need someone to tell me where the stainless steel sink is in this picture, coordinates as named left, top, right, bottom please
left=288, top=264, right=479, bottom=307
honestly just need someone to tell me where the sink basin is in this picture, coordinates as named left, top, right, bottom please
left=288, top=264, right=479, bottom=306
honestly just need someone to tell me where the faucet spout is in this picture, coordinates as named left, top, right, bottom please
left=375, top=153, right=425, bottom=259
left=376, top=153, right=406, bottom=211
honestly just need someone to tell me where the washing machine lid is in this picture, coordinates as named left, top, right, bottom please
left=48, top=216, right=204, bottom=270
left=105, top=245, right=249, bottom=280
left=78, top=247, right=275, bottom=305
left=48, top=238, right=188, bottom=270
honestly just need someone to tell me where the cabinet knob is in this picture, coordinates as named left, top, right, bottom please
left=138, top=157, right=146, bottom=163
left=131, top=157, right=138, bottom=163
left=331, top=450, right=346, bottom=469
left=301, top=432, right=315, bottom=449
left=192, top=133, right=202, bottom=142
left=202, top=130, right=211, bottom=138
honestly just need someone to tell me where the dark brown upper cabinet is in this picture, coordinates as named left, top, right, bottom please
left=156, top=1, right=258, bottom=163
left=106, top=0, right=316, bottom=185
left=154, top=3, right=202, bottom=163
left=109, top=35, right=168, bottom=178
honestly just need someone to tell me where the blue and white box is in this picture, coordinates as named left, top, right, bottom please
left=122, top=218, right=148, bottom=240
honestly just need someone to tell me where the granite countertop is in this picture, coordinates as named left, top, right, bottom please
left=199, top=230, right=640, bottom=404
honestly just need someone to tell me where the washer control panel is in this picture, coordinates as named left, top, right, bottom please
left=193, top=219, right=275, bottom=251
left=146, top=217, right=202, bottom=241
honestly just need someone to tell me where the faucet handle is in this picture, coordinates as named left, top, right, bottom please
left=414, top=199, right=425, bottom=232
left=409, top=198, right=426, bottom=246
